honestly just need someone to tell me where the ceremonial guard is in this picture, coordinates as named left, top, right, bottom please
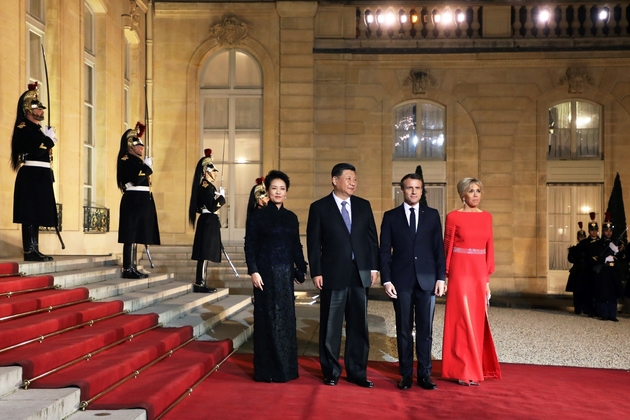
left=576, top=212, right=601, bottom=316
left=189, top=149, right=226, bottom=293
left=566, top=222, right=588, bottom=314
left=592, top=214, right=624, bottom=321
left=246, top=177, right=268, bottom=218
left=11, top=82, right=58, bottom=261
left=117, top=122, right=160, bottom=279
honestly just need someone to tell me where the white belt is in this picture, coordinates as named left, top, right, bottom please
left=201, top=209, right=218, bottom=214
left=453, top=247, right=486, bottom=255
left=125, top=186, right=150, bottom=192
left=23, top=161, right=50, bottom=168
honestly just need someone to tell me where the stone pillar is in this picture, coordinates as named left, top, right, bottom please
left=276, top=1, right=317, bottom=227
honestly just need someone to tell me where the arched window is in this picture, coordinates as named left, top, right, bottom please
left=200, top=50, right=262, bottom=240
left=393, top=101, right=445, bottom=160
left=548, top=100, right=601, bottom=159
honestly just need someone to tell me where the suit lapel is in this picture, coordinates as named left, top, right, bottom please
left=327, top=193, right=350, bottom=236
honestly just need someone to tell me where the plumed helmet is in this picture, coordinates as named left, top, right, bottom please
left=21, top=82, right=46, bottom=115
left=588, top=212, right=598, bottom=231
left=201, top=148, right=219, bottom=175
left=253, top=177, right=267, bottom=203
left=125, top=121, right=146, bottom=148
left=577, top=221, right=586, bottom=241
left=602, top=211, right=613, bottom=231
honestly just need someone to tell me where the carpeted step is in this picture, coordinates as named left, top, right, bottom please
left=0, top=300, right=124, bottom=352
left=0, top=262, right=19, bottom=276
left=88, top=340, right=232, bottom=420
left=66, top=408, right=147, bottom=420
left=0, top=313, right=158, bottom=378
left=0, top=274, right=54, bottom=294
left=0, top=287, right=90, bottom=319
left=32, top=327, right=194, bottom=400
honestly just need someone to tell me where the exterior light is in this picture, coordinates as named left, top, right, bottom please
left=599, top=10, right=609, bottom=20
left=398, top=9, right=407, bottom=24
left=377, top=10, right=385, bottom=24
left=365, top=10, right=374, bottom=25
left=539, top=9, right=551, bottom=23
left=386, top=11, right=396, bottom=26
left=456, top=12, right=465, bottom=23
left=410, top=10, right=419, bottom=24
left=442, top=11, right=453, bottom=24
left=434, top=14, right=441, bottom=23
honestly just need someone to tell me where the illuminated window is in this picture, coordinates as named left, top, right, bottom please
left=548, top=100, right=601, bottom=159
left=393, top=101, right=445, bottom=160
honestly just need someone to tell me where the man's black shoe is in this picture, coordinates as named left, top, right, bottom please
left=348, top=378, right=374, bottom=388
left=418, top=376, right=437, bottom=390
left=397, top=376, right=413, bottom=390
left=323, top=376, right=338, bottom=386
left=24, top=250, right=53, bottom=262
left=193, top=283, right=217, bottom=293
left=131, top=267, right=149, bottom=279
left=121, top=268, right=143, bottom=279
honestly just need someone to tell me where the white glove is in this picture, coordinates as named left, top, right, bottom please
left=144, top=157, right=153, bottom=168
left=609, top=242, right=619, bottom=254
left=45, top=126, right=57, bottom=144
left=215, top=186, right=225, bottom=198
left=605, top=255, right=614, bottom=263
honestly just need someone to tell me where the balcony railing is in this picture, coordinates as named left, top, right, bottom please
left=354, top=4, right=630, bottom=39
left=83, top=206, right=110, bottom=233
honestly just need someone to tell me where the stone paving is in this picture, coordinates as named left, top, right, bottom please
left=238, top=295, right=630, bottom=371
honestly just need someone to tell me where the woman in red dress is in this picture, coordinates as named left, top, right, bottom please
left=441, top=178, right=502, bottom=386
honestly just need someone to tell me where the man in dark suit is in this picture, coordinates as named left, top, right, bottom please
left=379, top=173, right=445, bottom=391
left=307, top=163, right=379, bottom=388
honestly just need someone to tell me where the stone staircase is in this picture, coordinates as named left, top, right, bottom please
left=0, top=251, right=254, bottom=420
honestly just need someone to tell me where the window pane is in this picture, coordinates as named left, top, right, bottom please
left=203, top=98, right=228, bottom=129
left=235, top=51, right=261, bottom=87
left=84, top=64, right=93, bottom=105
left=201, top=51, right=229, bottom=88
left=235, top=98, right=261, bottom=129
left=28, top=0, right=45, bottom=22
left=234, top=131, right=261, bottom=162
left=576, top=101, right=600, bottom=158
left=393, top=103, right=417, bottom=159
left=548, top=103, right=571, bottom=159
left=29, top=32, right=43, bottom=82
left=418, top=103, right=445, bottom=159
left=124, top=40, right=130, bottom=81
left=203, top=130, right=228, bottom=163
left=84, top=186, right=92, bottom=207
left=84, top=146, right=93, bottom=185
left=84, top=6, right=94, bottom=54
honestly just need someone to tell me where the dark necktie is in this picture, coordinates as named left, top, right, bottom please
left=409, top=207, right=416, bottom=236
left=341, top=201, right=351, bottom=233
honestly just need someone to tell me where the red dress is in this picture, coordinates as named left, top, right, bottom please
left=441, top=210, right=502, bottom=381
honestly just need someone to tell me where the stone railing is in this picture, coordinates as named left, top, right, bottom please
left=354, top=3, right=630, bottom=39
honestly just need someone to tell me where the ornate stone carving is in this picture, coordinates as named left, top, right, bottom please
left=209, top=17, right=251, bottom=47
left=129, top=1, right=140, bottom=28
left=559, top=67, right=594, bottom=94
left=403, top=70, right=437, bottom=95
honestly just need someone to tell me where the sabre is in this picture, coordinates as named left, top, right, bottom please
left=144, top=245, right=155, bottom=268
left=41, top=43, right=65, bottom=250
left=221, top=244, right=239, bottom=277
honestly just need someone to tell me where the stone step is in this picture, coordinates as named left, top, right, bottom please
left=100, top=278, right=190, bottom=313
left=198, top=304, right=254, bottom=349
left=16, top=255, right=118, bottom=277
left=0, top=367, right=22, bottom=398
left=66, top=409, right=146, bottom=420
left=83, top=273, right=176, bottom=301
left=0, top=388, right=80, bottom=420
left=52, top=265, right=126, bottom=289
left=163, top=294, right=252, bottom=338
left=138, top=244, right=245, bottom=255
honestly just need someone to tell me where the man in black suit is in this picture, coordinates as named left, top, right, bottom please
left=379, top=173, right=445, bottom=391
left=307, top=163, right=379, bottom=388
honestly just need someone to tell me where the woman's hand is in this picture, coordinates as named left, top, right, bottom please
left=251, top=272, right=264, bottom=291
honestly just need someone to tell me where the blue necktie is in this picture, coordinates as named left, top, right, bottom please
left=409, top=207, right=416, bottom=236
left=341, top=201, right=351, bottom=233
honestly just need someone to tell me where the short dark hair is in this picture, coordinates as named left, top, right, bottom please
left=264, top=169, right=290, bottom=191
left=331, top=163, right=356, bottom=178
left=400, top=173, right=423, bottom=188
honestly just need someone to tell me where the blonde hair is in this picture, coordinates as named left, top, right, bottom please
left=457, top=177, right=483, bottom=200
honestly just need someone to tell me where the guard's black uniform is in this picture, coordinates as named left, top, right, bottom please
left=191, top=179, right=225, bottom=263
left=12, top=119, right=57, bottom=227
left=567, top=239, right=590, bottom=314
left=117, top=153, right=160, bottom=246
left=592, top=237, right=624, bottom=320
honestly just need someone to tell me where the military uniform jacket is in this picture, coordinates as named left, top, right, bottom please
left=191, top=180, right=225, bottom=262
left=117, top=153, right=160, bottom=245
left=12, top=119, right=57, bottom=227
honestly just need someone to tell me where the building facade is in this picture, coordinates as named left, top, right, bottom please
left=2, top=0, right=630, bottom=295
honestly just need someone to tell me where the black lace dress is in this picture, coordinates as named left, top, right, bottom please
left=244, top=203, right=307, bottom=382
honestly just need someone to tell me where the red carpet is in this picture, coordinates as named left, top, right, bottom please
left=0, top=262, right=234, bottom=420
left=0, top=262, right=19, bottom=275
left=163, top=355, right=630, bottom=420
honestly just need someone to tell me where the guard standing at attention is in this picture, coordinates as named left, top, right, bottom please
left=11, top=82, right=58, bottom=261
left=116, top=122, right=160, bottom=279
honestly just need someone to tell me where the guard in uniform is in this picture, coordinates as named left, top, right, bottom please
left=189, top=149, right=226, bottom=293
left=117, top=122, right=160, bottom=279
left=246, top=176, right=268, bottom=219
left=577, top=212, right=601, bottom=316
left=566, top=222, right=588, bottom=313
left=592, top=214, right=624, bottom=321
left=11, top=82, right=58, bottom=261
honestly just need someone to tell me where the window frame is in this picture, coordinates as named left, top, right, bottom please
left=392, top=99, right=446, bottom=161
left=547, top=99, right=602, bottom=160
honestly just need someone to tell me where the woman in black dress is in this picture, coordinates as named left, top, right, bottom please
left=245, top=170, right=307, bottom=382
left=189, top=149, right=225, bottom=293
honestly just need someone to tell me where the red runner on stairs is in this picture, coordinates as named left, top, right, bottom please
left=0, top=262, right=19, bottom=276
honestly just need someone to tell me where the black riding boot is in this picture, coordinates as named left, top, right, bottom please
left=121, top=243, right=148, bottom=279
left=22, top=225, right=53, bottom=262
left=131, top=243, right=149, bottom=278
left=193, top=260, right=216, bottom=293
